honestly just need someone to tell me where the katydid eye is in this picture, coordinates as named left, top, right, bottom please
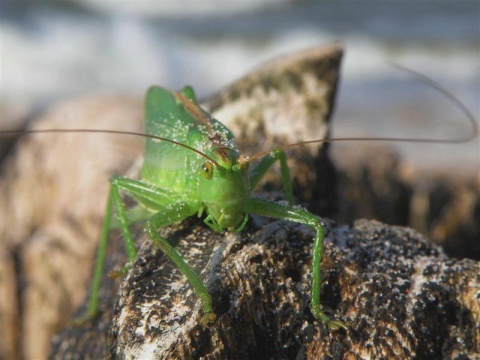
left=201, top=162, right=214, bottom=179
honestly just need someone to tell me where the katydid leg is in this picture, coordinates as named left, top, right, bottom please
left=80, top=178, right=150, bottom=319
left=145, top=204, right=216, bottom=323
left=81, top=186, right=115, bottom=320
left=80, top=176, right=186, bottom=320
left=104, top=176, right=214, bottom=321
left=110, top=178, right=137, bottom=261
left=249, top=150, right=293, bottom=204
left=246, top=197, right=347, bottom=330
left=109, top=174, right=185, bottom=257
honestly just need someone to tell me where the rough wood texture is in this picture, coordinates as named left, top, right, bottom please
left=0, top=45, right=342, bottom=359
left=48, top=215, right=480, bottom=358
left=87, top=219, right=480, bottom=358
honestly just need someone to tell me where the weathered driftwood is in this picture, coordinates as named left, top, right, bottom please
left=55, top=218, right=480, bottom=359
left=0, top=44, right=342, bottom=359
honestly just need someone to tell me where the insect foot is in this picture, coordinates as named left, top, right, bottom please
left=310, top=307, right=349, bottom=331
left=108, top=264, right=132, bottom=279
left=70, top=310, right=99, bottom=327
left=199, top=312, right=217, bottom=326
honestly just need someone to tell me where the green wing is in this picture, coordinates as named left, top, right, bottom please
left=140, top=86, right=235, bottom=193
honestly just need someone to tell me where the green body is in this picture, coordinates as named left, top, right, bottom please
left=140, top=87, right=249, bottom=229
left=82, top=85, right=346, bottom=330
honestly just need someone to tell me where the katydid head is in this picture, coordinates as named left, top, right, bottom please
left=198, top=147, right=250, bottom=231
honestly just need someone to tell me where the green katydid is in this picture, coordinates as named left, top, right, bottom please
left=1, top=68, right=477, bottom=331
left=88, top=84, right=344, bottom=328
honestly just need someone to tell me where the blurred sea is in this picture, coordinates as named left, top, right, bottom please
left=1, top=0, right=479, bottom=173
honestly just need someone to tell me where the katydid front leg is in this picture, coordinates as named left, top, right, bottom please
left=145, top=207, right=216, bottom=324
left=246, top=197, right=347, bottom=330
left=248, top=150, right=294, bottom=205
left=74, top=177, right=139, bottom=322
left=248, top=151, right=347, bottom=330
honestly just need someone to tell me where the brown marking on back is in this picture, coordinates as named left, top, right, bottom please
left=175, top=91, right=236, bottom=158
left=209, top=133, right=224, bottom=145
left=175, top=92, right=214, bottom=135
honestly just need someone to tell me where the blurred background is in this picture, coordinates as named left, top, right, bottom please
left=1, top=0, right=479, bottom=174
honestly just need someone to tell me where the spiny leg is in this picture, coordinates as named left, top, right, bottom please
left=145, top=204, right=216, bottom=324
left=110, top=177, right=218, bottom=323
left=102, top=182, right=212, bottom=322
left=75, top=176, right=180, bottom=322
left=246, top=197, right=347, bottom=330
left=73, top=186, right=116, bottom=323
left=249, top=150, right=293, bottom=204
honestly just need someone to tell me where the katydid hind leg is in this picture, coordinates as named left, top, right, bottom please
left=108, top=174, right=188, bottom=259
left=246, top=197, right=348, bottom=330
left=74, top=177, right=149, bottom=322
left=75, top=176, right=182, bottom=322
left=100, top=176, right=163, bottom=279
left=72, top=186, right=116, bottom=324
